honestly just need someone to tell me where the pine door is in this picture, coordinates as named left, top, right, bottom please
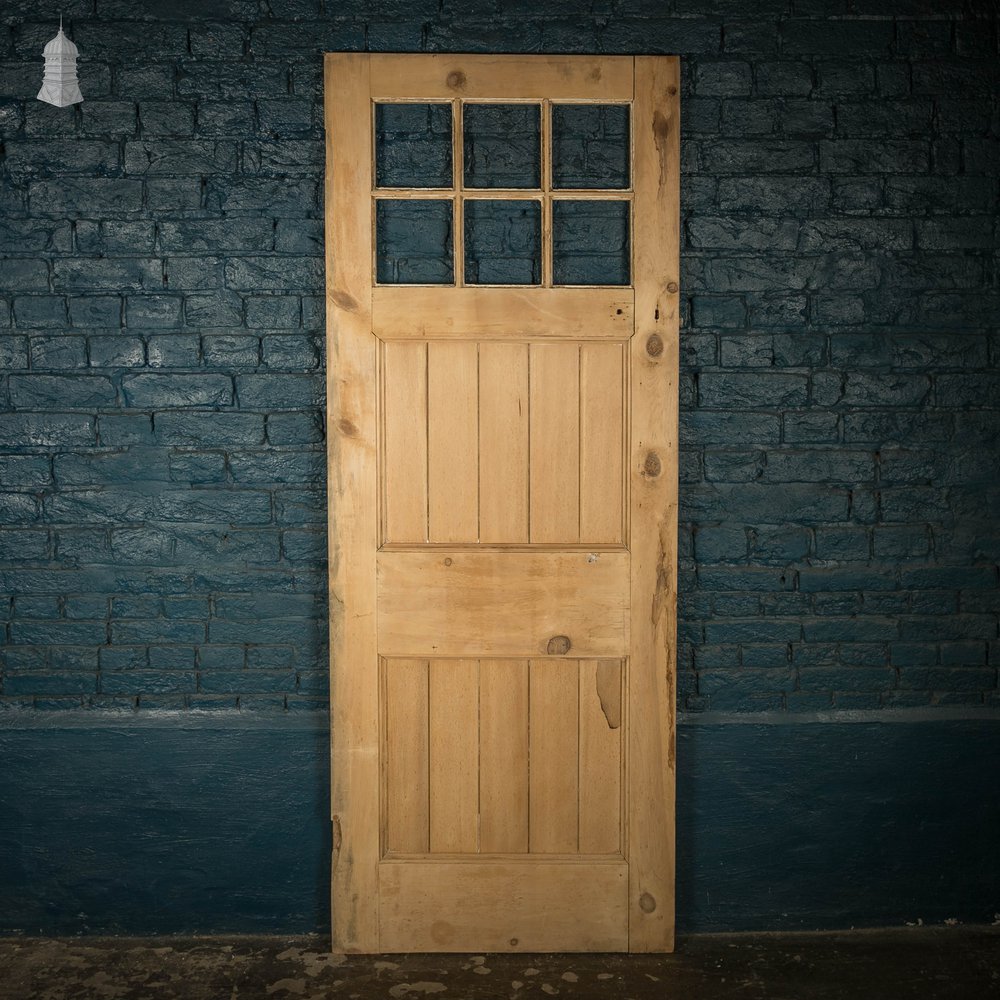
left=325, top=53, right=679, bottom=954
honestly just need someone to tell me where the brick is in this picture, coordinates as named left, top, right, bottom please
left=76, top=222, right=156, bottom=256
left=122, top=374, right=232, bottom=408
left=699, top=373, right=808, bottom=408
left=798, top=667, right=895, bottom=693
left=783, top=19, right=894, bottom=56
left=138, top=101, right=197, bottom=137
left=203, top=335, right=260, bottom=368
left=225, top=256, right=324, bottom=291
left=126, top=295, right=184, bottom=329
left=29, top=178, right=144, bottom=215
left=13, top=296, right=67, bottom=329
left=154, top=412, right=264, bottom=446
left=750, top=526, right=811, bottom=563
left=681, top=411, right=782, bottom=446
left=820, top=140, right=929, bottom=174
left=688, top=216, right=799, bottom=251
left=704, top=450, right=765, bottom=483
left=124, top=140, right=237, bottom=176
left=185, top=292, right=245, bottom=328
left=53, top=258, right=162, bottom=292
left=89, top=336, right=146, bottom=368
left=9, top=375, right=116, bottom=409
left=29, top=337, right=87, bottom=370
left=755, top=61, right=813, bottom=96
left=699, top=138, right=815, bottom=173
left=147, top=335, right=201, bottom=368
left=236, top=374, right=324, bottom=409
left=0, top=220, right=72, bottom=254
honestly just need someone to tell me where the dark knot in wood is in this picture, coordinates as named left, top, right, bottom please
left=646, top=333, right=664, bottom=357
left=546, top=635, right=571, bottom=655
left=644, top=452, right=662, bottom=478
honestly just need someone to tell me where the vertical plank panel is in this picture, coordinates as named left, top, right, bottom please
left=429, top=658, right=480, bottom=853
left=529, top=658, right=579, bottom=853
left=428, top=341, right=479, bottom=542
left=578, top=659, right=622, bottom=854
left=383, top=341, right=428, bottom=543
left=479, top=659, right=529, bottom=853
left=479, top=342, right=530, bottom=543
left=529, top=342, right=580, bottom=543
left=385, top=659, right=429, bottom=853
left=326, top=53, right=379, bottom=953
left=580, top=342, right=625, bottom=544
left=628, top=55, right=679, bottom=953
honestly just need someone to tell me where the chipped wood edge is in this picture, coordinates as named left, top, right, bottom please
left=326, top=52, right=380, bottom=953
left=627, top=55, right=679, bottom=954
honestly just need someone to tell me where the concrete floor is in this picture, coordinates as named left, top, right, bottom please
left=0, top=927, right=997, bottom=1000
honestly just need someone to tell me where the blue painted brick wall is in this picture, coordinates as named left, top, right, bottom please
left=1, top=0, right=998, bottom=714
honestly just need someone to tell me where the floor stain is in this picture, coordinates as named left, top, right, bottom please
left=0, top=928, right=997, bottom=1000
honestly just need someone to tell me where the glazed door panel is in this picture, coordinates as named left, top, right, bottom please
left=326, top=53, right=679, bottom=953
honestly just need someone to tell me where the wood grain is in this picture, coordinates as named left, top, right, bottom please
left=479, top=659, right=530, bottom=853
left=529, top=659, right=580, bottom=853
left=427, top=341, right=479, bottom=542
left=384, top=659, right=429, bottom=854
left=529, top=342, right=580, bottom=543
left=580, top=342, right=625, bottom=544
left=369, top=53, right=634, bottom=101
left=379, top=859, right=628, bottom=951
left=326, top=52, right=379, bottom=954
left=578, top=658, right=623, bottom=854
left=428, top=659, right=479, bottom=853
left=373, top=287, right=633, bottom=338
left=479, top=342, right=530, bottom=543
left=627, top=55, right=679, bottom=953
left=377, top=549, right=629, bottom=658
left=382, top=341, right=428, bottom=543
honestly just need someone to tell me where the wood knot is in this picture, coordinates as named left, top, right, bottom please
left=337, top=418, right=358, bottom=437
left=546, top=635, right=571, bottom=655
left=646, top=333, right=663, bottom=358
left=667, top=281, right=679, bottom=294
left=644, top=452, right=662, bottom=478
left=443, top=557, right=453, bottom=566
left=639, top=892, right=657, bottom=913
left=667, top=85, right=677, bottom=96
left=446, top=70, right=466, bottom=89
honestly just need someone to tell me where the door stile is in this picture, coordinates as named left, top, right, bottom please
left=327, top=53, right=380, bottom=953
left=627, top=56, right=680, bottom=953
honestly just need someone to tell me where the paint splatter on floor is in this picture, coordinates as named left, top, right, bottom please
left=0, top=927, right=997, bottom=1000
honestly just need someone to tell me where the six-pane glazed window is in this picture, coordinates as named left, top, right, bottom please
left=374, top=100, right=631, bottom=287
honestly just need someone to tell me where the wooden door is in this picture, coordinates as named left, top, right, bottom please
left=325, top=54, right=679, bottom=954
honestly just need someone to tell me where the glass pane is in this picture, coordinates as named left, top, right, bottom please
left=552, top=200, right=630, bottom=286
left=375, top=103, right=452, bottom=188
left=464, top=199, right=541, bottom=285
left=552, top=104, right=630, bottom=190
left=376, top=199, right=454, bottom=285
left=463, top=104, right=541, bottom=189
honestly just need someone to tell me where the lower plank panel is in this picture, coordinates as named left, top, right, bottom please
left=378, top=859, right=628, bottom=952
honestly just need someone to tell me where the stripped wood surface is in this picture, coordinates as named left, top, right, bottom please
left=380, top=340, right=626, bottom=546
left=328, top=52, right=678, bottom=954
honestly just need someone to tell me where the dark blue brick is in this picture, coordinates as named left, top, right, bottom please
left=203, top=336, right=260, bottom=368
left=9, top=375, right=116, bottom=409
left=266, top=412, right=323, bottom=446
left=69, top=296, right=122, bottom=329
left=699, top=373, right=809, bottom=409
left=155, top=412, right=264, bottom=446
left=122, top=375, right=232, bottom=409
left=147, top=335, right=202, bottom=368
left=77, top=222, right=156, bottom=256
left=185, top=293, right=245, bottom=328
left=29, top=337, right=88, bottom=370
left=89, top=336, right=146, bottom=369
